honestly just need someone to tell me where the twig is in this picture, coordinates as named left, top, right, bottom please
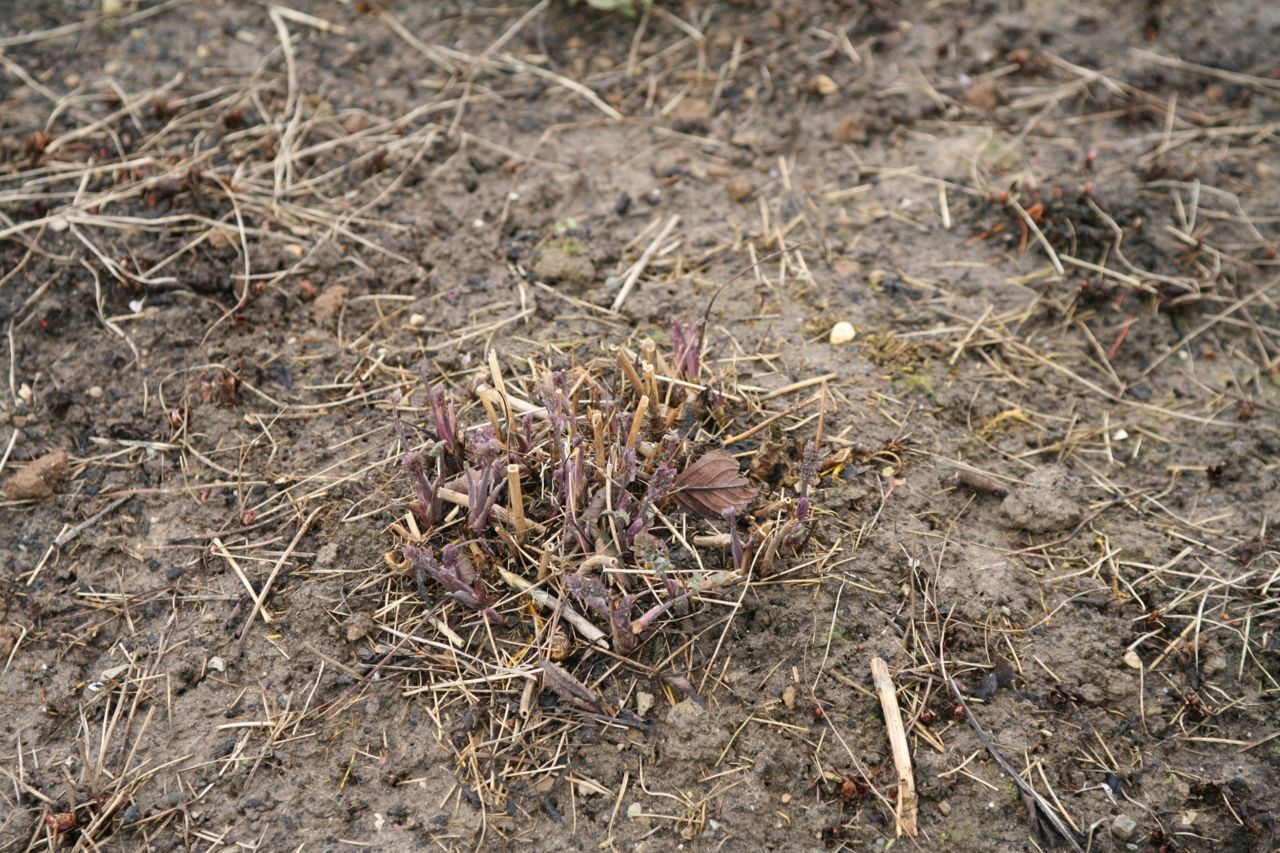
left=937, top=645, right=1084, bottom=851
left=759, top=373, right=838, bottom=402
left=237, top=506, right=323, bottom=649
left=871, top=657, right=918, bottom=838
left=611, top=215, right=680, bottom=312
left=721, top=395, right=818, bottom=445
left=212, top=538, right=270, bottom=625
left=55, top=495, right=133, bottom=548
left=498, top=569, right=608, bottom=648
left=1009, top=198, right=1064, bottom=277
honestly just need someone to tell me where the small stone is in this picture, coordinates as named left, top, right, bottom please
left=208, top=656, right=227, bottom=673
left=781, top=685, right=797, bottom=710
left=780, top=793, right=792, bottom=804
left=868, top=269, right=887, bottom=287
left=87, top=386, right=104, bottom=399
left=1112, top=813, right=1139, bottom=842
left=834, top=114, right=866, bottom=144
left=829, top=322, right=856, bottom=345
left=635, top=690, right=655, bottom=718
left=966, top=78, right=1005, bottom=112
left=101, top=0, right=125, bottom=17
left=727, top=175, right=754, bottom=202
left=627, top=802, right=643, bottom=819
left=408, top=313, right=427, bottom=329
left=341, top=113, right=370, bottom=134
left=64, top=73, right=81, bottom=88
left=2, top=449, right=69, bottom=501
left=809, top=74, right=839, bottom=96
left=938, top=800, right=952, bottom=816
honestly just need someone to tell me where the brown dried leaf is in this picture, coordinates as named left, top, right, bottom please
left=672, top=449, right=757, bottom=518
left=540, top=659, right=606, bottom=714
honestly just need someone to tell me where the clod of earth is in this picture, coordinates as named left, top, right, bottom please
left=532, top=240, right=597, bottom=284
left=1, top=449, right=69, bottom=500
left=311, top=284, right=349, bottom=324
left=1000, top=465, right=1085, bottom=533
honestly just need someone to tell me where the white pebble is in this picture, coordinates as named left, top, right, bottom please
left=829, top=321, right=856, bottom=345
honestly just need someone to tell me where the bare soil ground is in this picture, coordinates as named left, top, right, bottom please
left=2, top=1, right=1278, bottom=850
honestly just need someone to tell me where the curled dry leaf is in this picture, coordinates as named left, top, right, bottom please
left=672, top=449, right=757, bottom=518
left=540, top=659, right=607, bottom=714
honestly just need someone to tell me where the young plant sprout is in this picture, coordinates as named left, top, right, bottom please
left=403, top=450, right=443, bottom=528
left=404, top=543, right=504, bottom=625
left=390, top=297, right=823, bottom=730
left=424, top=379, right=463, bottom=465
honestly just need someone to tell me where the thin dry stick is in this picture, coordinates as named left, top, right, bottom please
left=237, top=506, right=323, bottom=648
left=498, top=569, right=607, bottom=648
left=1009, top=198, right=1064, bottom=277
left=506, top=464, right=526, bottom=537
left=871, top=657, right=918, bottom=838
left=759, top=372, right=838, bottom=402
left=626, top=395, right=649, bottom=449
left=939, top=649, right=1084, bottom=851
left=721, top=395, right=819, bottom=445
left=213, top=538, right=271, bottom=626
left=611, top=215, right=680, bottom=312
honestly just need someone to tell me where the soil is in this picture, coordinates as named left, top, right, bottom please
left=2, top=1, right=1279, bottom=851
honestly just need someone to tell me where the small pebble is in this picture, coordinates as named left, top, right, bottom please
left=208, top=656, right=227, bottom=673
left=1112, top=813, right=1139, bottom=842
left=87, top=385, right=103, bottom=399
left=408, top=313, right=427, bottom=329
left=781, top=684, right=797, bottom=709
left=727, top=175, right=754, bottom=202
left=938, top=800, right=952, bottom=816
left=780, top=793, right=792, bottom=804
left=810, top=74, right=839, bottom=96
left=829, top=322, right=856, bottom=345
